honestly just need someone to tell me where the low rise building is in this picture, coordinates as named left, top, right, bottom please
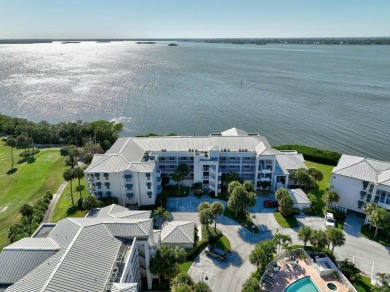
left=289, top=188, right=311, bottom=210
left=160, top=221, right=195, bottom=249
left=0, top=206, right=157, bottom=292
left=331, top=154, right=390, bottom=214
left=84, top=128, right=307, bottom=207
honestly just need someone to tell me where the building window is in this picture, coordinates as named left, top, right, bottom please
left=105, top=182, right=110, bottom=189
left=127, top=193, right=134, bottom=199
left=169, top=165, right=176, bottom=169
left=147, top=191, right=152, bottom=198
left=95, top=173, right=100, bottom=180
left=230, top=157, right=236, bottom=160
left=169, top=157, right=175, bottom=161
left=220, top=157, right=226, bottom=161
left=126, top=184, right=133, bottom=191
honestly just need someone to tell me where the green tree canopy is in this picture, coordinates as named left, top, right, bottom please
left=326, top=228, right=345, bottom=253
left=150, top=246, right=186, bottom=282
left=20, top=203, right=34, bottom=236
left=242, top=276, right=263, bottom=292
left=6, top=137, right=16, bottom=169
left=309, top=230, right=328, bottom=250
left=308, top=168, right=324, bottom=182
left=63, top=168, right=75, bottom=206
left=172, top=163, right=189, bottom=190
left=297, top=226, right=313, bottom=247
left=199, top=208, right=214, bottom=232
left=211, top=201, right=224, bottom=232
left=227, top=182, right=256, bottom=216
left=249, top=239, right=275, bottom=269
left=278, top=194, right=294, bottom=217
left=322, top=190, right=340, bottom=208
left=191, top=182, right=203, bottom=197
left=290, top=168, right=316, bottom=191
left=153, top=206, right=170, bottom=226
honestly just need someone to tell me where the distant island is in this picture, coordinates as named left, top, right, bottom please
left=61, top=41, right=80, bottom=44
left=96, top=41, right=111, bottom=43
left=136, top=41, right=156, bottom=44
left=168, top=43, right=179, bottom=46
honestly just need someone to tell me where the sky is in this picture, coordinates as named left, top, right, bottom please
left=0, top=0, right=389, bottom=39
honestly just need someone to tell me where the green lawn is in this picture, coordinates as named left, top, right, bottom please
left=223, top=208, right=259, bottom=233
left=305, top=161, right=333, bottom=215
left=52, top=179, right=88, bottom=223
left=273, top=211, right=299, bottom=228
left=354, top=275, right=374, bottom=292
left=0, top=142, right=66, bottom=250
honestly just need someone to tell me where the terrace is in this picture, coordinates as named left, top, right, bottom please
left=260, top=249, right=355, bottom=292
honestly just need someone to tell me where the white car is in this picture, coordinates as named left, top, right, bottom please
left=325, top=213, right=336, bottom=228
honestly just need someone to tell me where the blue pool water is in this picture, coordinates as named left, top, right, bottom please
left=285, top=276, right=320, bottom=292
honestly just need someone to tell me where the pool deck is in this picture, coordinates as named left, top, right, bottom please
left=262, top=257, right=349, bottom=292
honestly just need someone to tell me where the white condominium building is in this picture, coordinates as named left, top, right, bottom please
left=331, top=154, right=390, bottom=214
left=84, top=128, right=308, bottom=207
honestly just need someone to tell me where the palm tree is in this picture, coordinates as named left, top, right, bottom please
left=322, top=190, right=340, bottom=209
left=297, top=226, right=313, bottom=247
left=73, top=166, right=85, bottom=199
left=20, top=203, right=34, bottom=236
left=326, top=228, right=345, bottom=253
left=63, top=169, right=75, bottom=206
left=211, top=202, right=224, bottom=232
left=6, top=138, right=16, bottom=169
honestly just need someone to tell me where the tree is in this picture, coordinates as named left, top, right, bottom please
left=73, top=167, right=85, bottom=199
left=368, top=207, right=390, bottom=238
left=243, top=181, right=254, bottom=192
left=20, top=203, right=34, bottom=236
left=290, top=168, right=316, bottom=191
left=278, top=194, right=294, bottom=217
left=322, top=190, right=340, bottom=208
left=63, top=169, right=75, bottom=206
left=223, top=171, right=242, bottom=188
left=199, top=208, right=214, bottom=233
left=326, top=228, right=345, bottom=253
left=249, top=240, right=275, bottom=269
left=84, top=153, right=94, bottom=165
left=63, top=145, right=79, bottom=169
left=16, top=133, right=29, bottom=154
left=375, top=273, right=390, bottom=292
left=193, top=282, right=211, bottom=292
left=259, top=181, right=271, bottom=191
left=309, top=230, right=328, bottom=250
left=6, top=137, right=16, bottom=169
left=153, top=206, right=170, bottom=227
left=191, top=182, right=203, bottom=197
left=297, top=226, right=313, bottom=247
left=211, top=201, right=224, bottom=232
left=171, top=272, right=194, bottom=292
left=82, top=195, right=101, bottom=210
left=242, top=276, right=263, bottom=292
left=337, top=259, right=361, bottom=283
left=198, top=202, right=211, bottom=212
left=227, top=182, right=256, bottom=216
left=149, top=246, right=186, bottom=282
left=227, top=181, right=241, bottom=196
left=273, top=232, right=292, bottom=254
left=308, top=168, right=324, bottom=182
left=275, top=188, right=290, bottom=202
left=172, top=163, right=189, bottom=190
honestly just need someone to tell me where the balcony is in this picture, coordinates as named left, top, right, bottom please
left=260, top=168, right=272, bottom=173
left=156, top=169, right=161, bottom=177
left=157, top=177, right=162, bottom=185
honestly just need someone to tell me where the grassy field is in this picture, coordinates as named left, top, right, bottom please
left=0, top=142, right=66, bottom=250
left=52, top=180, right=88, bottom=223
left=354, top=275, right=375, bottom=292
left=273, top=211, right=299, bottom=228
left=305, top=161, right=333, bottom=215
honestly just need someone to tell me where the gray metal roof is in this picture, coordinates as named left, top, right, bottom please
left=161, top=221, right=195, bottom=245
left=5, top=238, right=60, bottom=251
left=111, top=283, right=138, bottom=292
left=289, top=189, right=310, bottom=205
left=3, top=216, right=153, bottom=292
left=221, top=127, right=249, bottom=136
left=274, top=153, right=307, bottom=174
left=92, top=204, right=150, bottom=220
left=333, top=154, right=390, bottom=184
left=0, top=250, right=57, bottom=284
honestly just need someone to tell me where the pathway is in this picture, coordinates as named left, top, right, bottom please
left=42, top=181, right=68, bottom=223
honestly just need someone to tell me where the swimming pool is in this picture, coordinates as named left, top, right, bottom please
left=284, top=276, right=320, bottom=292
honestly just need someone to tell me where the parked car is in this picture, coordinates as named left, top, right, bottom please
left=325, top=213, right=336, bottom=228
left=263, top=200, right=278, bottom=208
left=205, top=246, right=227, bottom=260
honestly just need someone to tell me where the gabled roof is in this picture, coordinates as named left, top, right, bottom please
left=92, top=204, right=151, bottom=220
left=289, top=189, right=310, bottom=204
left=161, top=221, right=195, bottom=245
left=333, top=154, right=390, bottom=184
left=221, top=127, right=249, bottom=136
left=275, top=153, right=307, bottom=174
left=111, top=283, right=138, bottom=292
left=3, top=217, right=151, bottom=292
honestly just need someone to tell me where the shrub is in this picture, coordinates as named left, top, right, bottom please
left=328, top=208, right=346, bottom=221
left=44, top=191, right=53, bottom=200
left=303, top=207, right=313, bottom=214
left=292, top=208, right=301, bottom=215
left=274, top=144, right=341, bottom=166
left=19, top=148, right=40, bottom=157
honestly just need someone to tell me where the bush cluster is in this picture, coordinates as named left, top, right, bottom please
left=19, top=148, right=40, bottom=157
left=274, top=144, right=341, bottom=166
left=8, top=191, right=53, bottom=243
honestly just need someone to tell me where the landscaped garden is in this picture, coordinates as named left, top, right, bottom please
left=0, top=142, right=66, bottom=250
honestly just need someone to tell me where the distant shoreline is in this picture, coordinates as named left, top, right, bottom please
left=0, top=37, right=389, bottom=45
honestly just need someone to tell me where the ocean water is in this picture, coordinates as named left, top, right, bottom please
left=0, top=41, right=389, bottom=159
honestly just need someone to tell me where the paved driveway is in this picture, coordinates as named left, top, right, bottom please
left=166, top=194, right=390, bottom=290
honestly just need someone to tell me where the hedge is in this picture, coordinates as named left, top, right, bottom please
left=274, top=144, right=341, bottom=166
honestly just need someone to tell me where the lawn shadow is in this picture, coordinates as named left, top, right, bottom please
left=27, top=157, right=36, bottom=164
left=6, top=168, right=18, bottom=175
left=17, top=157, right=28, bottom=164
